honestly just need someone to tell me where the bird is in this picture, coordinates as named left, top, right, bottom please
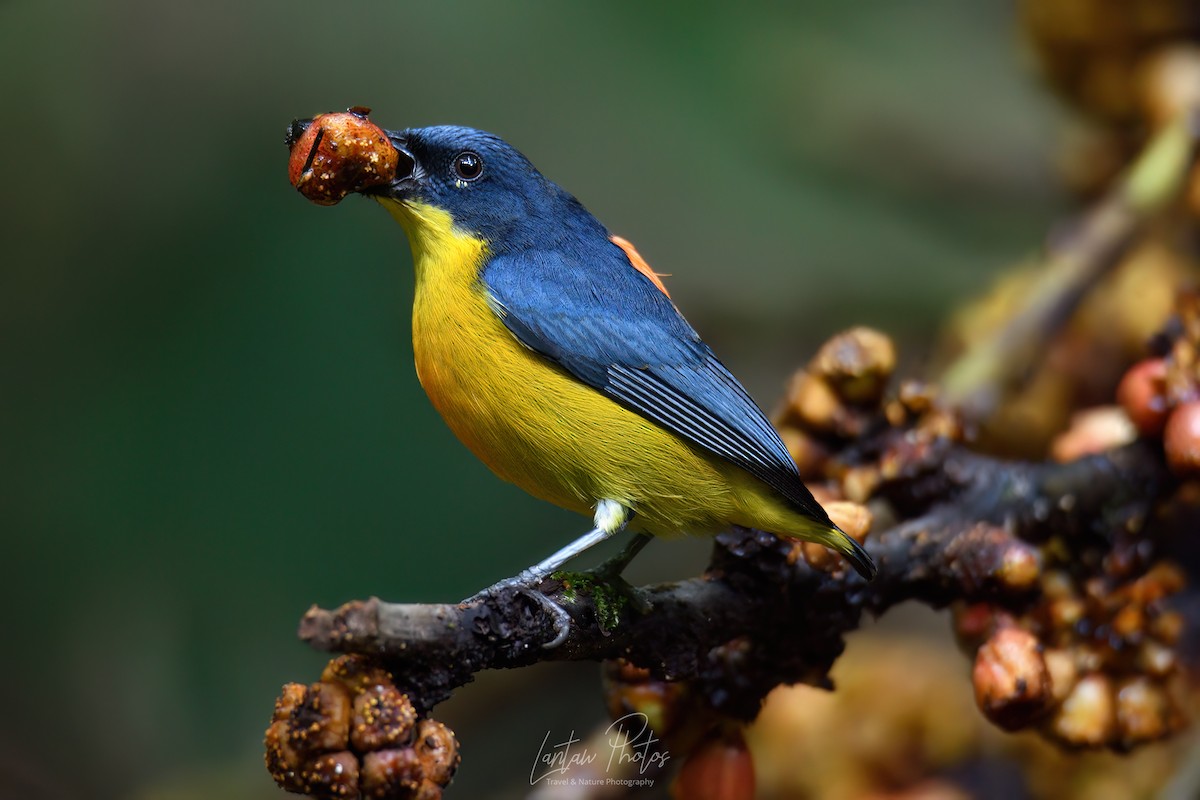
left=293, top=121, right=876, bottom=646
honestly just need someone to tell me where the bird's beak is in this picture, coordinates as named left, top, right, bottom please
left=284, top=117, right=311, bottom=151
left=375, top=130, right=420, bottom=200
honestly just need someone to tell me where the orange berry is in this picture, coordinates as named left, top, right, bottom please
left=973, top=627, right=1053, bottom=730
left=1117, top=359, right=1169, bottom=436
left=672, top=735, right=755, bottom=800
left=287, top=108, right=401, bottom=205
left=1165, top=401, right=1200, bottom=474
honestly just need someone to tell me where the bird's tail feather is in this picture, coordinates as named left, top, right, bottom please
left=818, top=525, right=877, bottom=581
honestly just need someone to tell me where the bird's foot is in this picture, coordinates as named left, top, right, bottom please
left=591, top=532, right=652, bottom=581
left=459, top=515, right=644, bottom=649
left=461, top=571, right=573, bottom=649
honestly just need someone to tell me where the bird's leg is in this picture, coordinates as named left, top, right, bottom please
left=463, top=500, right=631, bottom=648
left=581, top=531, right=654, bottom=614
left=590, top=532, right=652, bottom=580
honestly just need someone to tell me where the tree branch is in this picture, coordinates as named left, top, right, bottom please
left=299, top=439, right=1173, bottom=721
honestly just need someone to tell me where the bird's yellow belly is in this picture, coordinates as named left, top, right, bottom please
left=413, top=281, right=745, bottom=537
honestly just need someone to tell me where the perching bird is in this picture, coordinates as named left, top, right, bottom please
left=293, top=121, right=876, bottom=645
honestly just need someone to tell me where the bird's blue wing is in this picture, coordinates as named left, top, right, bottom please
left=481, top=241, right=830, bottom=525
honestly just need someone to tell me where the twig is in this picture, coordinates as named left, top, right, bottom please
left=940, top=117, right=1200, bottom=418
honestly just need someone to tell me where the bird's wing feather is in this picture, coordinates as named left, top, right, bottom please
left=481, top=242, right=830, bottom=525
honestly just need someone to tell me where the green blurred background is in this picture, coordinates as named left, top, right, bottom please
left=1, top=1, right=1065, bottom=798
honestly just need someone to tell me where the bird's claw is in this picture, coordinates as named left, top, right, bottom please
left=461, top=577, right=573, bottom=649
left=525, top=587, right=572, bottom=648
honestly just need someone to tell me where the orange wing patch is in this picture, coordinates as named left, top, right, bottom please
left=611, top=235, right=671, bottom=298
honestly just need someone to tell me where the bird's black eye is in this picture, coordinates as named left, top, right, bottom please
left=453, top=151, right=483, bottom=182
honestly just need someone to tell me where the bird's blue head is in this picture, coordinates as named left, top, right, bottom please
left=374, top=125, right=606, bottom=254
